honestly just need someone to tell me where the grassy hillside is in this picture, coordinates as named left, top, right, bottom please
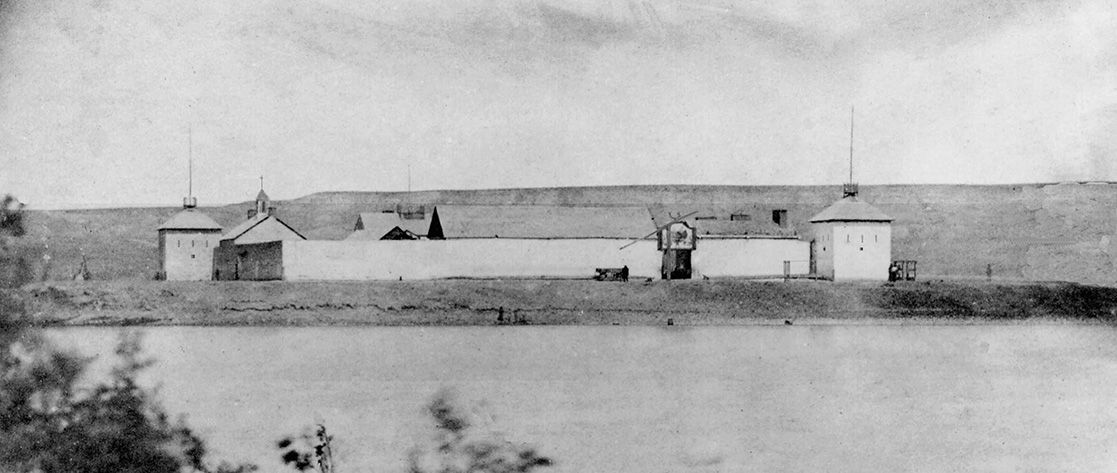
left=17, top=183, right=1117, bottom=284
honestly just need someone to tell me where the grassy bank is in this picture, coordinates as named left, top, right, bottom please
left=11, top=278, right=1117, bottom=326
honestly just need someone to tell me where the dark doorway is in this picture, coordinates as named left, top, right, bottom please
left=662, top=249, right=692, bottom=280
left=809, top=239, right=817, bottom=274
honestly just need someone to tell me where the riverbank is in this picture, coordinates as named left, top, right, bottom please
left=10, top=278, right=1117, bottom=326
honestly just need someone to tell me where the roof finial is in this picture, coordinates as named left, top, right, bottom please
left=260, top=175, right=264, bottom=191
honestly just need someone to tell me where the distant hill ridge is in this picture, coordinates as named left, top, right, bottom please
left=18, top=183, right=1117, bottom=284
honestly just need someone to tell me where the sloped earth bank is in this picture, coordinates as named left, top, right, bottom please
left=12, top=279, right=1117, bottom=326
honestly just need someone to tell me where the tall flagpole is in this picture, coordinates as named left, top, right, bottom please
left=848, top=106, right=854, bottom=185
left=188, top=125, right=193, bottom=198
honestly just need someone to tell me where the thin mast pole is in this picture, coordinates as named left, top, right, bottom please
left=188, top=125, right=193, bottom=197
left=848, top=106, right=854, bottom=185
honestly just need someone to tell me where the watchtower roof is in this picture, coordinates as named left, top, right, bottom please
left=809, top=195, right=892, bottom=223
left=157, top=208, right=223, bottom=231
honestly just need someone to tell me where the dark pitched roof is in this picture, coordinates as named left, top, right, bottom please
left=348, top=211, right=432, bottom=240
left=432, top=205, right=655, bottom=239
left=809, top=196, right=892, bottom=223
left=157, top=209, right=223, bottom=231
left=256, top=189, right=270, bottom=201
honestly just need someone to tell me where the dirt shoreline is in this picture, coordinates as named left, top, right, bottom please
left=12, top=278, right=1117, bottom=327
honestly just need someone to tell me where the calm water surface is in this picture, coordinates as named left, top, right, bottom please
left=48, top=325, right=1117, bottom=473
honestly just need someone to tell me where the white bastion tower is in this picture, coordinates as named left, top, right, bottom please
left=156, top=136, right=223, bottom=280
left=157, top=196, right=223, bottom=280
left=809, top=188, right=892, bottom=281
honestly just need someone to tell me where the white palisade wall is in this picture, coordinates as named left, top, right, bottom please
left=281, top=239, right=661, bottom=281
left=693, top=239, right=810, bottom=278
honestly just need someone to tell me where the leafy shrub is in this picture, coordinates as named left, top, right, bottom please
left=0, top=194, right=253, bottom=473
left=407, top=389, right=553, bottom=473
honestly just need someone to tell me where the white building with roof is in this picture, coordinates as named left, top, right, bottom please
left=156, top=197, right=223, bottom=281
left=809, top=194, right=893, bottom=281
left=219, top=189, right=305, bottom=245
left=213, top=188, right=306, bottom=280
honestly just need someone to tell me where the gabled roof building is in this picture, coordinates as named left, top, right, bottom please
left=213, top=187, right=306, bottom=280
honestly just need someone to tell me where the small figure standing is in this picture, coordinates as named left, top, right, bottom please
left=620, top=265, right=629, bottom=282
left=986, top=263, right=993, bottom=281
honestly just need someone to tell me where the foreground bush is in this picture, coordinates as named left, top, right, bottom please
left=1, top=193, right=253, bottom=473
left=407, top=389, right=552, bottom=473
left=278, top=389, right=553, bottom=473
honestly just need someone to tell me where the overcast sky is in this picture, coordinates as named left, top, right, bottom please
left=1, top=0, right=1114, bottom=208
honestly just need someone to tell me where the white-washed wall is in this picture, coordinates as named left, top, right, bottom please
left=813, top=222, right=836, bottom=279
left=692, top=238, right=810, bottom=278
left=830, top=223, right=892, bottom=281
left=161, top=230, right=221, bottom=281
left=281, top=239, right=661, bottom=281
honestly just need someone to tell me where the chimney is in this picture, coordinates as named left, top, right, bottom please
left=247, top=208, right=257, bottom=219
left=267, top=206, right=277, bottom=217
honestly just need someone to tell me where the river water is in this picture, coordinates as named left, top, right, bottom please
left=47, top=325, right=1117, bottom=473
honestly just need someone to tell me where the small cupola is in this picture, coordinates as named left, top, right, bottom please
left=255, top=189, right=270, bottom=216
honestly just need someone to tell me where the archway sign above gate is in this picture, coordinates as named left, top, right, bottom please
left=658, top=221, right=696, bottom=251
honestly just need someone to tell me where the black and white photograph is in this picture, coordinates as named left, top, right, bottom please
left=2, top=1, right=1116, bottom=471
